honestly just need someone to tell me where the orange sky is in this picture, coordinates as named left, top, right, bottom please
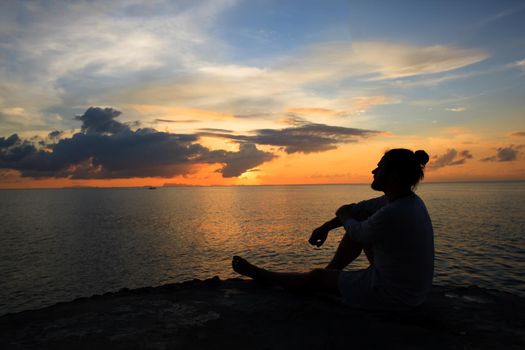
left=2, top=138, right=524, bottom=189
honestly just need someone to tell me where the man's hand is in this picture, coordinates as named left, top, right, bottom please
left=308, top=225, right=329, bottom=247
left=335, top=204, right=354, bottom=223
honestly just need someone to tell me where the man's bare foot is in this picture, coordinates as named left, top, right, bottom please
left=232, top=256, right=262, bottom=279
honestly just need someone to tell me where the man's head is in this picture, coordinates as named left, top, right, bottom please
left=371, top=149, right=429, bottom=192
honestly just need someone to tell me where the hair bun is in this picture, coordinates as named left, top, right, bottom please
left=414, top=150, right=429, bottom=166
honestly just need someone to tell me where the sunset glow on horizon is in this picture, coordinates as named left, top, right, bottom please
left=1, top=0, right=524, bottom=188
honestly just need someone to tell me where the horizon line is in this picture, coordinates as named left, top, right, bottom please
left=1, top=179, right=524, bottom=190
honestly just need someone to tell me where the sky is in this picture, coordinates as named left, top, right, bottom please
left=1, top=0, right=524, bottom=188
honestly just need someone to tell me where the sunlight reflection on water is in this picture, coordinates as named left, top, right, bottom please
left=1, top=182, right=524, bottom=314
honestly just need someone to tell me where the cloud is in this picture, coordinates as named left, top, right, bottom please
left=279, top=114, right=310, bottom=126
left=286, top=96, right=390, bottom=117
left=199, top=123, right=382, bottom=154
left=287, top=108, right=338, bottom=116
left=48, top=130, right=63, bottom=140
left=206, top=143, right=275, bottom=177
left=233, top=112, right=276, bottom=119
left=153, top=119, right=200, bottom=124
left=348, top=96, right=391, bottom=113
left=428, top=149, right=473, bottom=169
left=512, top=59, right=525, bottom=70
left=446, top=107, right=466, bottom=112
left=0, top=2, right=491, bottom=141
left=131, top=105, right=233, bottom=121
left=198, top=64, right=266, bottom=78
left=198, top=128, right=233, bottom=133
left=0, top=134, right=21, bottom=149
left=0, top=107, right=274, bottom=179
left=481, top=145, right=523, bottom=162
left=509, top=131, right=525, bottom=137
left=0, top=1, right=236, bottom=134
left=99, top=41, right=479, bottom=125
left=351, top=42, right=488, bottom=80
left=474, top=4, right=525, bottom=28
left=282, top=41, right=488, bottom=83
left=75, top=107, right=130, bottom=135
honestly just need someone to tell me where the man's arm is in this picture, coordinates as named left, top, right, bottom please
left=321, top=216, right=343, bottom=230
left=321, top=202, right=371, bottom=231
left=308, top=205, right=355, bottom=247
left=308, top=197, right=387, bottom=247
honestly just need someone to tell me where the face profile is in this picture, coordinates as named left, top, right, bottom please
left=370, top=158, right=387, bottom=192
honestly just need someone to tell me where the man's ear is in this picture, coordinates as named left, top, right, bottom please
left=388, top=168, right=402, bottom=184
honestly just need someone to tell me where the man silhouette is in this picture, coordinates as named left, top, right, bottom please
left=233, top=149, right=434, bottom=310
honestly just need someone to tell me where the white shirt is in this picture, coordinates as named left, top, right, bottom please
left=343, top=193, right=435, bottom=307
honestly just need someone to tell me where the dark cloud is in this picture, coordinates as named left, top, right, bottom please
left=1, top=107, right=381, bottom=179
left=509, top=131, right=525, bottom=137
left=428, top=149, right=473, bottom=169
left=199, top=123, right=381, bottom=154
left=280, top=113, right=310, bottom=126
left=48, top=130, right=63, bottom=139
left=75, top=107, right=130, bottom=135
left=206, top=143, right=275, bottom=178
left=0, top=134, right=21, bottom=149
left=0, top=107, right=274, bottom=179
left=481, top=145, right=522, bottom=162
left=125, top=120, right=142, bottom=128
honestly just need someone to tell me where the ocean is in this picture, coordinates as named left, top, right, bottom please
left=1, top=182, right=524, bottom=315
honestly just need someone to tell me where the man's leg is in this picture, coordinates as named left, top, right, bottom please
left=232, top=256, right=340, bottom=294
left=325, top=233, right=364, bottom=270
left=363, top=247, right=374, bottom=265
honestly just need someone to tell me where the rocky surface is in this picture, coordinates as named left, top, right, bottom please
left=1, top=277, right=524, bottom=349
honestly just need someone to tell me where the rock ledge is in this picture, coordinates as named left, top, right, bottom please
left=1, top=278, right=524, bottom=349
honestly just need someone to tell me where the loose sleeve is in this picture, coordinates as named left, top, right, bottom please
left=343, top=205, right=391, bottom=245
left=349, top=195, right=388, bottom=221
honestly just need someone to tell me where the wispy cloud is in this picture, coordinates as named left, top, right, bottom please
left=512, top=59, right=525, bottom=71
left=473, top=3, right=525, bottom=29
left=446, top=107, right=466, bottom=112
left=509, top=131, right=525, bottom=137
left=198, top=128, right=234, bottom=133
left=153, top=119, right=200, bottom=124
left=287, top=108, right=340, bottom=116
left=286, top=96, right=390, bottom=117
left=131, top=105, right=233, bottom=122
left=275, top=41, right=488, bottom=86
left=101, top=40, right=485, bottom=126
left=352, top=42, right=488, bottom=80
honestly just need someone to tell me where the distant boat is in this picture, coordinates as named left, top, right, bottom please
left=148, top=186, right=157, bottom=190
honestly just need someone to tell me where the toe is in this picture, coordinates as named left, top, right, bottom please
left=232, top=256, right=242, bottom=269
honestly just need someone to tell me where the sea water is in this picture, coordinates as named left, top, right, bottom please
left=1, top=182, right=524, bottom=315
